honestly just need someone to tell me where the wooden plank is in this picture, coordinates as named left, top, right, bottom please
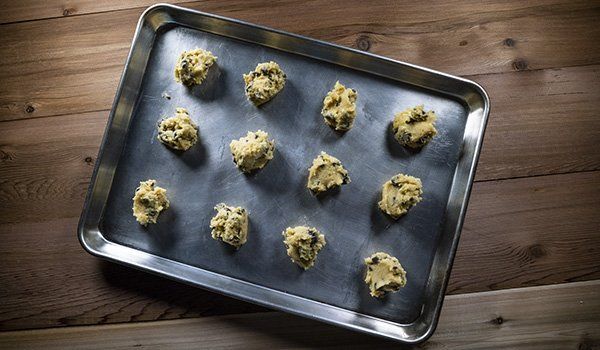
left=1, top=66, right=598, bottom=225
left=0, top=220, right=267, bottom=331
left=0, top=111, right=107, bottom=224
left=473, top=64, right=600, bottom=180
left=0, top=171, right=598, bottom=330
left=0, top=280, right=598, bottom=349
left=0, top=0, right=194, bottom=25
left=449, top=170, right=600, bottom=294
left=1, top=1, right=599, bottom=121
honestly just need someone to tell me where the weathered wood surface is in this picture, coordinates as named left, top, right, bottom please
left=0, top=0, right=193, bottom=24
left=1, top=280, right=598, bottom=349
left=1, top=0, right=599, bottom=346
left=1, top=66, right=598, bottom=226
left=1, top=169, right=598, bottom=330
left=1, top=1, right=599, bottom=121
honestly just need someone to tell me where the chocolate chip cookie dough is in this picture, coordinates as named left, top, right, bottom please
left=307, top=152, right=350, bottom=194
left=230, top=130, right=275, bottom=173
left=157, top=108, right=198, bottom=151
left=174, top=48, right=217, bottom=87
left=378, top=173, right=423, bottom=219
left=132, top=180, right=170, bottom=226
left=282, top=226, right=326, bottom=269
left=392, top=105, right=438, bottom=149
left=364, top=252, right=407, bottom=298
left=243, top=61, right=286, bottom=105
left=210, top=203, right=249, bottom=248
left=321, top=81, right=358, bottom=131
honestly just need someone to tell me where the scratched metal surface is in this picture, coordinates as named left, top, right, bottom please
left=100, top=23, right=466, bottom=325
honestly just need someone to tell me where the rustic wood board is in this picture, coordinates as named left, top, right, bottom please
left=1, top=170, right=598, bottom=330
left=1, top=280, right=598, bottom=349
left=1, top=0, right=600, bottom=347
left=1, top=1, right=599, bottom=121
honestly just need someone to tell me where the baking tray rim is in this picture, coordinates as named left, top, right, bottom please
left=78, top=3, right=490, bottom=344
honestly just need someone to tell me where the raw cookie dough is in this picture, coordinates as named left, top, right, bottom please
left=364, top=252, right=407, bottom=298
left=282, top=226, right=326, bottom=269
left=230, top=130, right=275, bottom=173
left=157, top=108, right=198, bottom=151
left=392, top=105, right=438, bottom=148
left=174, top=48, right=217, bottom=86
left=209, top=203, right=249, bottom=248
left=378, top=173, right=423, bottom=219
left=307, top=152, right=350, bottom=194
left=132, top=180, right=170, bottom=226
left=321, top=81, right=358, bottom=131
left=243, top=61, right=286, bottom=105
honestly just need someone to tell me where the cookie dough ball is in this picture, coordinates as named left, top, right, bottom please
left=174, top=48, right=217, bottom=86
left=157, top=108, right=198, bottom=151
left=364, top=252, right=407, bottom=298
left=378, top=174, right=422, bottom=219
left=282, top=226, right=326, bottom=269
left=230, top=130, right=275, bottom=173
left=132, top=180, right=170, bottom=226
left=321, top=81, right=357, bottom=131
left=243, top=61, right=286, bottom=105
left=307, top=152, right=350, bottom=194
left=392, top=105, right=437, bottom=148
left=210, top=203, right=249, bottom=248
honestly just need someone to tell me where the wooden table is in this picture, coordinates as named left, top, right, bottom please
left=1, top=1, right=599, bottom=348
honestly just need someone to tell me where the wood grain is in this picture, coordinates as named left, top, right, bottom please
left=450, top=170, right=600, bottom=294
left=1, top=0, right=600, bottom=343
left=1, top=280, right=598, bottom=349
left=1, top=0, right=599, bottom=121
left=0, top=111, right=106, bottom=223
left=473, top=64, right=600, bottom=180
left=1, top=170, right=598, bottom=330
left=0, top=0, right=194, bottom=24
left=1, top=65, right=598, bottom=225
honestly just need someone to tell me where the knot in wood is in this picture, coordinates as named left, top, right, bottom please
left=512, top=58, right=528, bottom=71
left=356, top=35, right=371, bottom=51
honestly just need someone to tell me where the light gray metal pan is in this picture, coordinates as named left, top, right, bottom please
left=78, top=3, right=489, bottom=344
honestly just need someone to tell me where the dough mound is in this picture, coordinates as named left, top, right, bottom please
left=321, top=81, right=357, bottom=131
left=378, top=173, right=422, bottom=219
left=364, top=252, right=407, bottom=298
left=307, top=152, right=350, bottom=194
left=157, top=108, right=198, bottom=151
left=392, top=105, right=437, bottom=148
left=174, top=48, right=217, bottom=86
left=282, top=226, right=326, bottom=269
left=210, top=203, right=249, bottom=248
left=230, top=130, right=275, bottom=173
left=132, top=180, right=170, bottom=226
left=243, top=61, right=286, bottom=105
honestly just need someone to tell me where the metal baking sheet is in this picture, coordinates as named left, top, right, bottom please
left=78, top=3, right=489, bottom=344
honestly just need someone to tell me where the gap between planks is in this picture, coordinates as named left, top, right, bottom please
left=0, top=280, right=598, bottom=350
